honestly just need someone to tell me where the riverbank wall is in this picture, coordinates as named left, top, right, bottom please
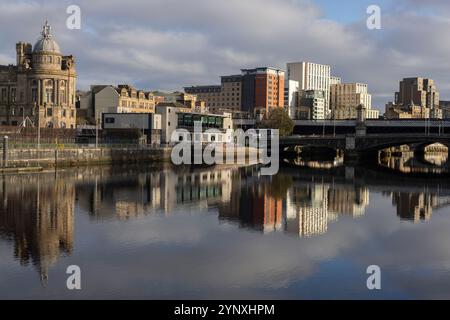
left=1, top=147, right=173, bottom=168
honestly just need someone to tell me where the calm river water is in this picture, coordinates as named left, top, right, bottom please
left=1, top=155, right=450, bottom=299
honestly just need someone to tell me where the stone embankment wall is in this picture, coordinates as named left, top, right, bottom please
left=1, top=147, right=172, bottom=168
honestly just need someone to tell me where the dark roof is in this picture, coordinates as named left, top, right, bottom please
left=90, top=85, right=111, bottom=94
left=0, top=65, right=18, bottom=72
left=184, top=85, right=221, bottom=93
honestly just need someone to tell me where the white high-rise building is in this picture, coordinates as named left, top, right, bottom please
left=330, top=76, right=342, bottom=85
left=284, top=80, right=299, bottom=119
left=286, top=61, right=331, bottom=117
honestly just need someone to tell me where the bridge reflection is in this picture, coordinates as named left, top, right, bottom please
left=379, top=143, right=449, bottom=173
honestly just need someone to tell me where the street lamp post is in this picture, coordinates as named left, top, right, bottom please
left=333, top=109, right=336, bottom=137
left=95, top=111, right=99, bottom=149
left=35, top=102, right=40, bottom=149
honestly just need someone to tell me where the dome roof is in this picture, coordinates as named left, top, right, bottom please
left=33, top=21, right=61, bottom=54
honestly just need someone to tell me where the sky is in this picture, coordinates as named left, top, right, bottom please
left=0, top=0, right=450, bottom=110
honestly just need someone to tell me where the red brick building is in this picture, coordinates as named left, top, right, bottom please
left=242, top=67, right=284, bottom=114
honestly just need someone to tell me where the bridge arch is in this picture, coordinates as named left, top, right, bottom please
left=357, top=137, right=450, bottom=153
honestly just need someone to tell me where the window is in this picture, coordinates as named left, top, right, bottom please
left=46, top=88, right=53, bottom=103
left=60, top=91, right=66, bottom=104
left=32, top=88, right=38, bottom=103
left=11, top=88, right=16, bottom=102
left=47, top=108, right=53, bottom=116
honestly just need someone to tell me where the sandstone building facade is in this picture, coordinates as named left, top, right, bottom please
left=0, top=22, right=77, bottom=128
left=78, top=84, right=156, bottom=124
left=330, top=83, right=379, bottom=119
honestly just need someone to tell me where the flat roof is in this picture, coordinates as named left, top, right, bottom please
left=176, top=111, right=230, bottom=118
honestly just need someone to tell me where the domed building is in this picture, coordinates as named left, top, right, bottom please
left=0, top=21, right=77, bottom=128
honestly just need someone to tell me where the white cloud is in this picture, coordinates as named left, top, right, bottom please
left=0, top=0, right=449, bottom=108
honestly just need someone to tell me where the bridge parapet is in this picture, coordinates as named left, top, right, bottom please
left=281, top=133, right=450, bottom=165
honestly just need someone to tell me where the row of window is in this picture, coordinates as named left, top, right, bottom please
left=177, top=171, right=223, bottom=184
left=46, top=108, right=75, bottom=118
left=120, top=99, right=154, bottom=109
left=177, top=114, right=224, bottom=128
left=5, top=106, right=74, bottom=118
left=120, top=90, right=154, bottom=100
left=34, top=55, right=61, bottom=65
left=208, top=102, right=240, bottom=107
left=30, top=79, right=67, bottom=87
left=177, top=133, right=224, bottom=143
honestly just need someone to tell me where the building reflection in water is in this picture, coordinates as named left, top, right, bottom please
left=0, top=173, right=74, bottom=285
left=2, top=164, right=450, bottom=282
left=218, top=169, right=370, bottom=238
left=386, top=191, right=450, bottom=223
left=76, top=166, right=233, bottom=220
left=218, top=167, right=283, bottom=233
left=378, top=143, right=449, bottom=174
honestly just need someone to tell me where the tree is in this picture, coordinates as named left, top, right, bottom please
left=258, top=107, right=294, bottom=137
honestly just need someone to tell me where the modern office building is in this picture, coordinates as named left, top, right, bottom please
left=330, top=76, right=342, bottom=85
left=240, top=67, right=284, bottom=114
left=0, top=21, right=77, bottom=128
left=386, top=77, right=442, bottom=119
left=330, top=83, right=379, bottom=119
left=101, top=112, right=162, bottom=144
left=155, top=105, right=233, bottom=144
left=385, top=77, right=443, bottom=119
left=286, top=61, right=331, bottom=116
left=185, top=67, right=284, bottom=115
left=183, top=86, right=221, bottom=112
left=296, top=90, right=326, bottom=120
left=395, top=77, right=439, bottom=109
left=185, top=75, right=242, bottom=113
left=284, top=80, right=299, bottom=119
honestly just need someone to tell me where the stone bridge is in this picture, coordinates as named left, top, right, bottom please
left=280, top=133, right=450, bottom=163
